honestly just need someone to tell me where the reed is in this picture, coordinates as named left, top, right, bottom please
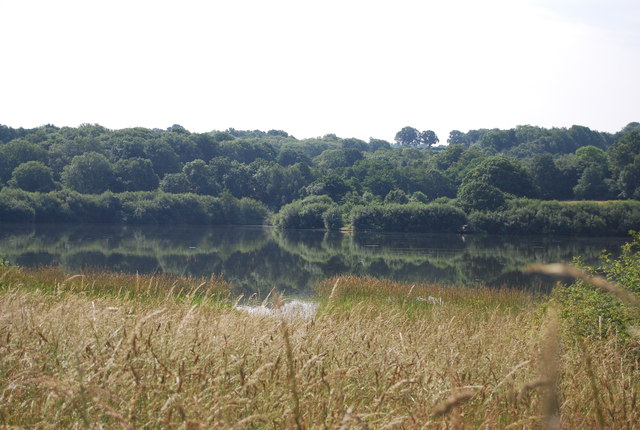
left=0, top=269, right=638, bottom=428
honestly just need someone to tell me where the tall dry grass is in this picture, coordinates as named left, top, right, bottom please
left=0, top=270, right=638, bottom=428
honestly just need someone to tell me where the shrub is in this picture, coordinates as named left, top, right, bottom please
left=468, top=200, right=640, bottom=236
left=322, top=206, right=343, bottom=230
left=351, top=203, right=467, bottom=233
left=273, top=196, right=337, bottom=230
left=553, top=231, right=640, bottom=340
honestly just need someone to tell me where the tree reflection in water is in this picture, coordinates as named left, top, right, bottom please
left=0, top=223, right=627, bottom=297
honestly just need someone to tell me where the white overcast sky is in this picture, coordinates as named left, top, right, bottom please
left=1, top=0, right=639, bottom=142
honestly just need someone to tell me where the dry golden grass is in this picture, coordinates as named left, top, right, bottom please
left=0, top=270, right=638, bottom=428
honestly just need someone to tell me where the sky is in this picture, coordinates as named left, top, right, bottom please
left=1, top=0, right=639, bottom=143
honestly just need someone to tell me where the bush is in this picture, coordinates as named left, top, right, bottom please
left=457, top=181, right=506, bottom=212
left=9, top=161, right=56, bottom=192
left=322, top=206, right=343, bottom=230
left=351, top=203, right=467, bottom=233
left=553, top=231, right=640, bottom=340
left=0, top=196, right=35, bottom=222
left=273, top=195, right=338, bottom=230
left=0, top=189, right=268, bottom=226
left=468, top=200, right=640, bottom=236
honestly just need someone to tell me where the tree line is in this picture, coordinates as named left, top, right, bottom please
left=0, top=121, right=639, bottom=234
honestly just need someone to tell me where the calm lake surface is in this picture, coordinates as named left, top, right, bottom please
left=0, top=223, right=628, bottom=297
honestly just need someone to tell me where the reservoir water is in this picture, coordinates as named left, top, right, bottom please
left=0, top=223, right=627, bottom=296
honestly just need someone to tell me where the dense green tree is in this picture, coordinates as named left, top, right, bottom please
left=573, top=165, right=611, bottom=200
left=513, top=125, right=548, bottom=144
left=8, top=161, right=56, bottom=192
left=305, top=175, right=351, bottom=202
left=394, top=126, right=420, bottom=146
left=410, top=191, right=430, bottom=204
left=576, top=145, right=608, bottom=168
left=61, top=152, right=114, bottom=194
left=0, top=139, right=48, bottom=181
left=191, top=133, right=220, bottom=161
left=447, top=130, right=467, bottom=146
left=107, top=128, right=155, bottom=160
left=397, top=168, right=456, bottom=198
left=227, top=162, right=256, bottom=198
left=159, top=173, right=191, bottom=193
left=435, top=144, right=465, bottom=170
left=368, top=138, right=392, bottom=151
left=167, top=124, right=189, bottom=134
left=182, top=160, right=220, bottom=195
left=479, top=129, right=517, bottom=152
left=528, top=154, right=566, bottom=200
left=444, top=147, right=487, bottom=184
left=0, top=121, right=638, bottom=231
left=144, top=140, right=181, bottom=177
left=617, top=159, right=640, bottom=199
left=163, top=132, right=201, bottom=163
left=314, top=148, right=363, bottom=169
left=341, top=138, right=368, bottom=151
left=567, top=125, right=610, bottom=150
left=252, top=162, right=312, bottom=208
left=0, top=124, right=24, bottom=144
left=457, top=181, right=507, bottom=212
left=277, top=146, right=311, bottom=166
left=608, top=130, right=640, bottom=179
left=113, top=158, right=159, bottom=192
left=384, top=189, right=409, bottom=204
left=394, top=127, right=438, bottom=147
left=419, top=130, right=439, bottom=147
left=219, top=139, right=277, bottom=164
left=267, top=129, right=289, bottom=137
left=462, top=156, right=536, bottom=197
left=347, top=158, right=396, bottom=197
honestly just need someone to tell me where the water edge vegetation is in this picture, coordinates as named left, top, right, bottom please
left=0, top=233, right=639, bottom=428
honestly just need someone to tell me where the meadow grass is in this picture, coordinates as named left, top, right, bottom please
left=0, top=268, right=638, bottom=428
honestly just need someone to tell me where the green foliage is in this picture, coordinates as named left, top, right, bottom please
left=553, top=232, right=640, bottom=339
left=394, top=126, right=439, bottom=147
left=456, top=181, right=506, bottom=212
left=461, top=156, right=536, bottom=197
left=0, top=122, right=638, bottom=230
left=0, top=189, right=267, bottom=225
left=573, top=165, right=612, bottom=200
left=409, top=191, right=430, bottom=204
left=322, top=206, right=343, bottom=230
left=113, top=157, right=159, bottom=192
left=159, top=173, right=191, bottom=194
left=182, top=159, right=220, bottom=195
left=351, top=203, right=467, bottom=233
left=528, top=154, right=567, bottom=200
left=314, top=148, right=363, bottom=169
left=0, top=189, right=36, bottom=222
left=305, top=175, right=351, bottom=202
left=469, top=200, right=640, bottom=236
left=277, top=145, right=311, bottom=166
left=273, top=195, right=337, bottom=230
left=0, top=138, right=48, bottom=181
left=576, top=145, right=608, bottom=167
left=61, top=152, right=114, bottom=194
left=384, top=189, right=409, bottom=204
left=394, top=126, right=419, bottom=146
left=8, top=161, right=56, bottom=192
left=617, top=157, right=640, bottom=199
left=608, top=130, right=640, bottom=178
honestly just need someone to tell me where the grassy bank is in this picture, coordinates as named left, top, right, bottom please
left=0, top=268, right=639, bottom=428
